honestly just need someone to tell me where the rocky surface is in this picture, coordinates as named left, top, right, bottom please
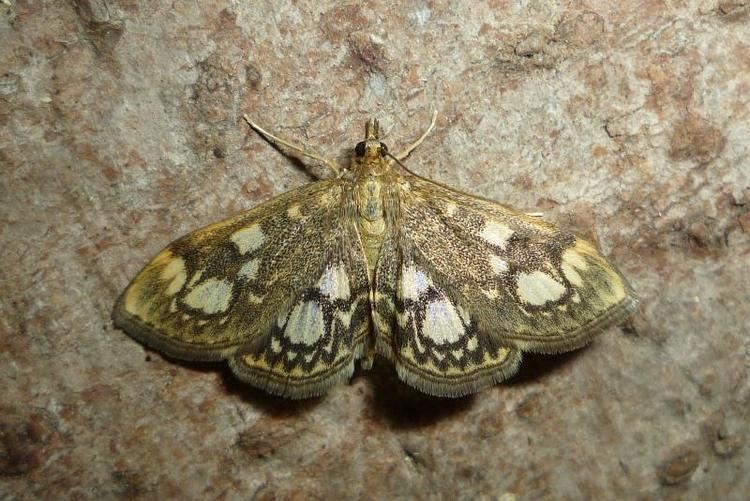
left=1, top=0, right=749, bottom=499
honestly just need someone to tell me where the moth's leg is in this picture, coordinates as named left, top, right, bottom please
left=526, top=212, right=544, bottom=218
left=243, top=115, right=340, bottom=179
left=394, top=110, right=438, bottom=161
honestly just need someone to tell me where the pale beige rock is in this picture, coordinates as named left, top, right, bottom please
left=1, top=1, right=749, bottom=498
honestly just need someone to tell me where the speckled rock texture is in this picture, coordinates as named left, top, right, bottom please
left=2, top=1, right=749, bottom=499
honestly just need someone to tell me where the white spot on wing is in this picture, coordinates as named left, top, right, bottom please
left=231, top=224, right=265, bottom=255
left=318, top=263, right=350, bottom=300
left=561, top=261, right=583, bottom=287
left=183, top=277, right=233, bottom=314
left=490, top=255, right=509, bottom=274
left=282, top=300, right=325, bottom=345
left=561, top=248, right=588, bottom=287
left=516, top=271, right=566, bottom=306
left=443, top=201, right=458, bottom=216
left=423, top=299, right=464, bottom=344
left=161, top=257, right=187, bottom=296
left=562, top=248, right=589, bottom=270
left=270, top=337, right=282, bottom=353
left=287, top=204, right=302, bottom=219
left=400, top=265, right=432, bottom=300
left=481, top=220, right=514, bottom=249
left=238, top=259, right=261, bottom=280
left=397, top=311, right=409, bottom=329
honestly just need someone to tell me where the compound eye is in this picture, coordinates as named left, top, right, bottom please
left=380, top=142, right=389, bottom=153
left=354, top=141, right=366, bottom=157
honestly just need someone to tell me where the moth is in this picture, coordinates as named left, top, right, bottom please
left=113, top=112, right=638, bottom=399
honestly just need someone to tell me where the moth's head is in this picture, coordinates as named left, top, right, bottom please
left=353, top=118, right=389, bottom=164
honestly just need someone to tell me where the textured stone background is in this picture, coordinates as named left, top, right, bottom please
left=2, top=0, right=749, bottom=499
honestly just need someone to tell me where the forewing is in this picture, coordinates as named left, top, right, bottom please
left=374, top=176, right=637, bottom=397
left=113, top=179, right=370, bottom=398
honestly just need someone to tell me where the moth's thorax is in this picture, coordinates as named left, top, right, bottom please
left=350, top=154, right=392, bottom=178
left=343, top=119, right=395, bottom=278
left=354, top=171, right=390, bottom=280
